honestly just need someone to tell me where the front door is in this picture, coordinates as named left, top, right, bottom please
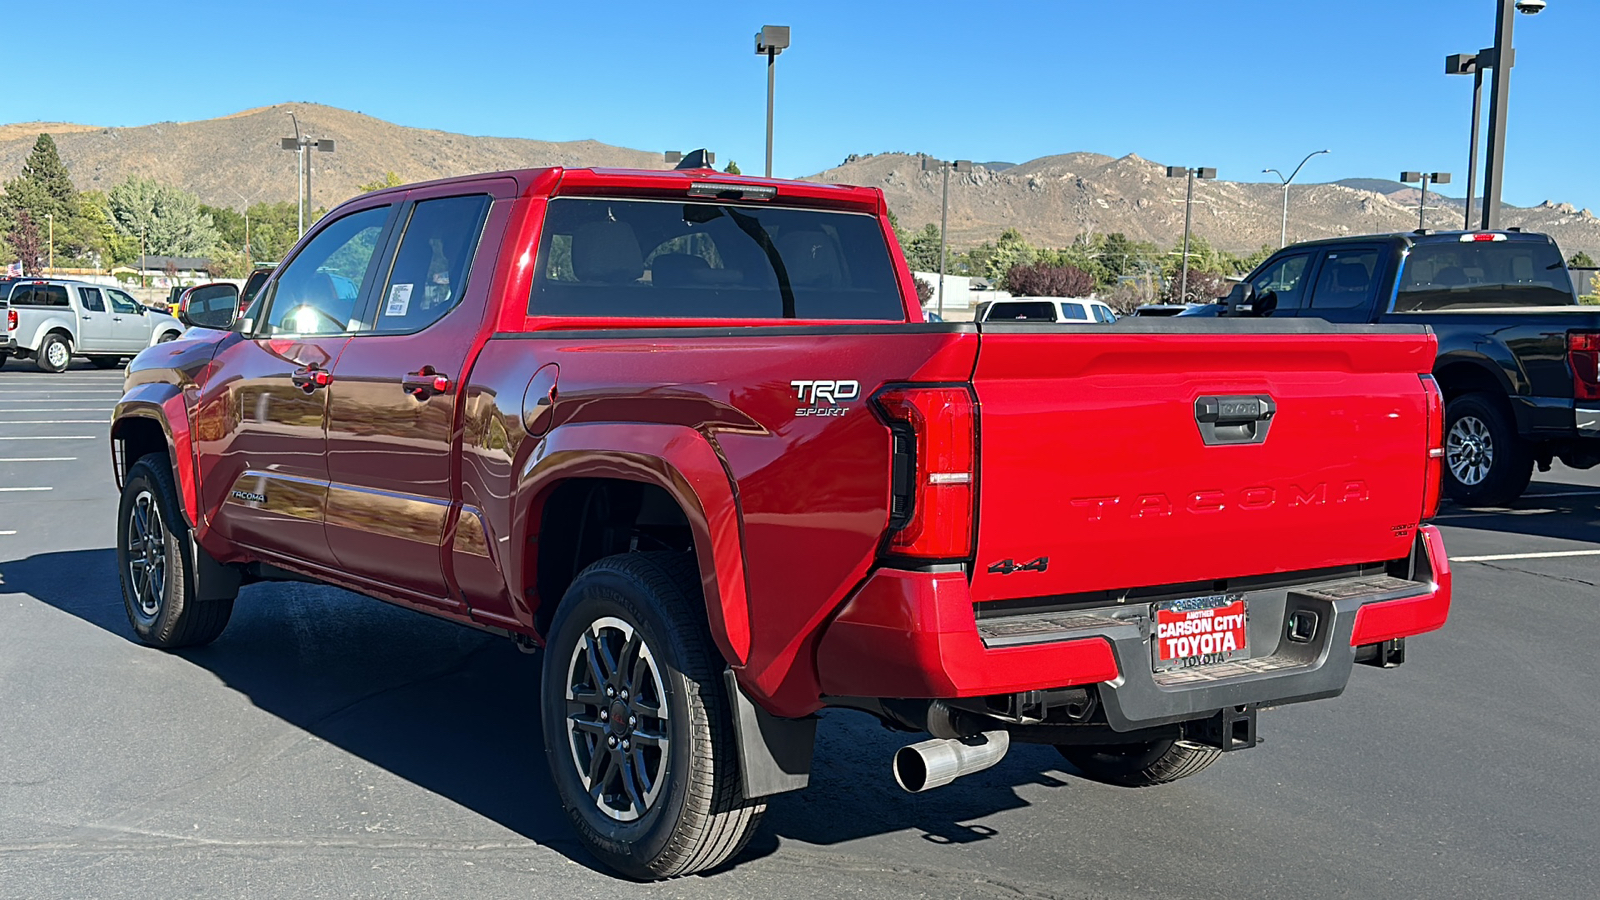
left=106, top=288, right=153, bottom=351
left=75, top=286, right=115, bottom=351
left=323, top=183, right=509, bottom=605
left=194, top=202, right=396, bottom=567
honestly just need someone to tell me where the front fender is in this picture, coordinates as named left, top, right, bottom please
left=112, top=383, right=199, bottom=529
left=514, top=421, right=751, bottom=666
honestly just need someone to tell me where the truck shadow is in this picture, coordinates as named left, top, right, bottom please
left=1, top=548, right=1070, bottom=877
left=1436, top=480, right=1600, bottom=545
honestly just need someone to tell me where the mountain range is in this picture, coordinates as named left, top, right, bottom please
left=3, top=103, right=1596, bottom=256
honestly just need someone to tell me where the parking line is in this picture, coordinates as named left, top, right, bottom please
left=0, top=409, right=114, bottom=413
left=0, top=487, right=51, bottom=492
left=1453, top=549, right=1600, bottom=563
left=0, top=420, right=108, bottom=424
left=1523, top=490, right=1600, bottom=499
left=0, top=435, right=97, bottom=440
left=0, top=531, right=15, bottom=536
left=0, top=457, right=77, bottom=462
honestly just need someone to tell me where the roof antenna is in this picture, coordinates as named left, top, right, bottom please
left=668, top=148, right=717, bottom=171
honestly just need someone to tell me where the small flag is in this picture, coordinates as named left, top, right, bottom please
left=4, top=262, right=20, bottom=276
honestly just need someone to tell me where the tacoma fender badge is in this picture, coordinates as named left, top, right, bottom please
left=231, top=489, right=266, bottom=503
left=988, top=556, right=1049, bottom=575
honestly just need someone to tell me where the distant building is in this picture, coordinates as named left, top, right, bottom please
left=913, top=272, right=1012, bottom=320
left=131, top=255, right=214, bottom=288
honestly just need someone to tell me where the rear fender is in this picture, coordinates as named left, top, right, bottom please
left=22, top=315, right=75, bottom=351
left=112, top=383, right=199, bottom=530
left=514, top=421, right=751, bottom=666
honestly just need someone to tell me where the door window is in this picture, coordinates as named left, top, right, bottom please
left=1060, top=302, right=1088, bottom=320
left=369, top=195, right=491, bottom=333
left=12, top=284, right=68, bottom=307
left=1310, top=249, right=1381, bottom=310
left=79, top=287, right=105, bottom=312
left=258, top=206, right=390, bottom=335
left=986, top=301, right=1058, bottom=321
left=1249, top=253, right=1312, bottom=314
left=107, top=290, right=140, bottom=314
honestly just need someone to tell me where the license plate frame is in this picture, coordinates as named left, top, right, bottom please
left=1152, top=594, right=1248, bottom=673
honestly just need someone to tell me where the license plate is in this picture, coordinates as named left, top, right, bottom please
left=1152, top=595, right=1248, bottom=672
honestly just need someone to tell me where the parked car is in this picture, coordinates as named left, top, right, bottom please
left=5, top=279, right=184, bottom=372
left=110, top=166, right=1450, bottom=879
left=1133, top=303, right=1198, bottom=317
left=1213, top=229, right=1599, bottom=505
left=976, top=296, right=1118, bottom=323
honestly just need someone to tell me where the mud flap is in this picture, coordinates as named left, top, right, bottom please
left=190, top=534, right=242, bottom=603
left=724, top=669, right=815, bottom=799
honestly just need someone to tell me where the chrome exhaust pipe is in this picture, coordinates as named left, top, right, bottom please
left=893, top=730, right=1011, bottom=793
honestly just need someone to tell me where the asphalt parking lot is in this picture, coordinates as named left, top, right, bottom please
left=2, top=364, right=1597, bottom=900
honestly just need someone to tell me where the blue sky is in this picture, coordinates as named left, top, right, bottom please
left=4, top=0, right=1596, bottom=212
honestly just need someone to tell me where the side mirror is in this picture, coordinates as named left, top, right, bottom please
left=1221, top=282, right=1255, bottom=315
left=179, top=282, right=242, bottom=330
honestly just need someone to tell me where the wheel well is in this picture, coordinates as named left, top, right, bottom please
left=113, top=418, right=168, bottom=486
left=45, top=328, right=73, bottom=346
left=533, top=478, right=695, bottom=632
left=1434, top=362, right=1506, bottom=404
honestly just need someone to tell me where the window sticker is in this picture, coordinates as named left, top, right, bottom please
left=385, top=283, right=414, bottom=317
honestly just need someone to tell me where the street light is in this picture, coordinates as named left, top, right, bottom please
left=1401, top=171, right=1453, bottom=230
left=754, top=25, right=790, bottom=178
left=1165, top=165, right=1216, bottom=303
left=280, top=113, right=335, bottom=237
left=1477, top=0, right=1547, bottom=230
left=921, top=156, right=972, bottom=318
left=1263, top=150, right=1329, bottom=248
left=227, top=186, right=268, bottom=266
left=44, top=212, right=53, bottom=276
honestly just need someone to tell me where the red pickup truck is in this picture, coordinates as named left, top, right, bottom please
left=111, top=166, right=1452, bottom=880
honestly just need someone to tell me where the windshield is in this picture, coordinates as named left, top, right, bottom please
left=529, top=198, right=904, bottom=320
left=1394, top=239, right=1573, bottom=311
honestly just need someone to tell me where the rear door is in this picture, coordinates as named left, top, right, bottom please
left=968, top=321, right=1437, bottom=604
left=322, top=180, right=512, bottom=606
left=75, top=286, right=115, bottom=351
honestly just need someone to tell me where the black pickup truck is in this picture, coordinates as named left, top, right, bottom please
left=1209, top=230, right=1600, bottom=505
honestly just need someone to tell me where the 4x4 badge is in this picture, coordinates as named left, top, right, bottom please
left=988, top=556, right=1049, bottom=575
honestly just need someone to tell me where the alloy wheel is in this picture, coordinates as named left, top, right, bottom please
left=125, top=489, right=167, bottom=621
left=46, top=342, right=69, bottom=369
left=1446, top=415, right=1494, bottom=486
left=564, top=616, right=670, bottom=822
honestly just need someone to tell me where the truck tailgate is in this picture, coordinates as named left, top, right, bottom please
left=969, top=322, right=1437, bottom=604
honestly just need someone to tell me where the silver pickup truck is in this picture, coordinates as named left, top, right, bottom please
left=2, top=279, right=184, bottom=372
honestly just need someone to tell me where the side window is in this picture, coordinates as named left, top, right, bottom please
left=370, top=195, right=491, bottom=333
left=1060, top=302, right=1088, bottom=320
left=258, top=206, right=390, bottom=335
left=1310, top=249, right=1381, bottom=310
left=1250, top=254, right=1312, bottom=314
left=107, top=290, right=140, bottom=314
left=987, top=301, right=1057, bottom=321
left=79, top=287, right=106, bottom=312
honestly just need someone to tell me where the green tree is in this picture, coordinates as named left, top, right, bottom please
left=1571, top=251, right=1597, bottom=269
left=200, top=204, right=247, bottom=249
left=241, top=201, right=304, bottom=262
left=0, top=133, right=116, bottom=265
left=722, top=160, right=742, bottom=175
left=106, top=176, right=219, bottom=257
left=963, top=228, right=1037, bottom=282
left=903, top=223, right=944, bottom=272
left=358, top=171, right=405, bottom=193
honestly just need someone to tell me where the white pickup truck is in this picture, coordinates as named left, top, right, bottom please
left=2, top=279, right=184, bottom=372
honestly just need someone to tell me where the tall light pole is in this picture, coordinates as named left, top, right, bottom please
left=1165, top=166, right=1215, bottom=303
left=228, top=186, right=267, bottom=266
left=1479, top=0, right=1547, bottom=230
left=1263, top=149, right=1329, bottom=247
left=280, top=113, right=334, bottom=237
left=1401, top=172, right=1453, bottom=229
left=44, top=212, right=53, bottom=276
left=921, top=156, right=972, bottom=317
left=754, top=25, right=790, bottom=178
left=1444, top=52, right=1489, bottom=229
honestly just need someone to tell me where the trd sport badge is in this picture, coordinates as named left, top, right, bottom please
left=791, top=380, right=860, bottom=417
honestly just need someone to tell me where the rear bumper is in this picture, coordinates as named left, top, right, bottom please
left=816, top=526, right=1451, bottom=731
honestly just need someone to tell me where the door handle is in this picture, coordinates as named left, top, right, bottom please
left=292, top=367, right=333, bottom=392
left=403, top=367, right=451, bottom=399
left=1194, top=395, right=1276, bottom=446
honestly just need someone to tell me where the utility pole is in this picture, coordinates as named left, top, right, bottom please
left=45, top=212, right=53, bottom=276
left=922, top=157, right=972, bottom=317
left=1166, top=166, right=1216, bottom=302
left=754, top=26, right=790, bottom=178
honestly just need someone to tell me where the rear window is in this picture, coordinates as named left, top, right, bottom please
left=1394, top=239, right=1573, bottom=311
left=986, top=301, right=1058, bottom=321
left=528, top=198, right=904, bottom=320
left=10, top=283, right=69, bottom=307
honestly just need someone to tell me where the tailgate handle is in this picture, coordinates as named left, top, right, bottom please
left=1194, top=395, right=1275, bottom=446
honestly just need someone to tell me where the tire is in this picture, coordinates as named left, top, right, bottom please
left=90, top=356, right=122, bottom=369
left=157, top=331, right=180, bottom=343
left=1442, top=392, right=1533, bottom=507
left=116, top=456, right=233, bottom=648
left=540, top=552, right=764, bottom=880
left=36, top=332, right=71, bottom=373
left=0, top=353, right=7, bottom=370
left=1057, top=739, right=1221, bottom=788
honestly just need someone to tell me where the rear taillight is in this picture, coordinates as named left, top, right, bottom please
left=874, top=386, right=976, bottom=559
left=6, top=309, right=15, bottom=331
left=1568, top=332, right=1600, bottom=402
left=1421, top=375, right=1444, bottom=521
